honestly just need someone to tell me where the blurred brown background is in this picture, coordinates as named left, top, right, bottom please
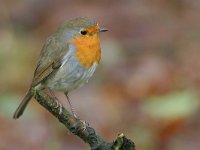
left=1, top=0, right=200, bottom=150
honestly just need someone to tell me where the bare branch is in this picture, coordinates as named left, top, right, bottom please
left=34, top=90, right=135, bottom=150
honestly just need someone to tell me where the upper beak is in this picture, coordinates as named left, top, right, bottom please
left=99, top=27, right=108, bottom=32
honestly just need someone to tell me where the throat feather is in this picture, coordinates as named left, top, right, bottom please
left=69, top=33, right=101, bottom=68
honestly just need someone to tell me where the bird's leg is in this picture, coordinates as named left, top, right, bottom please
left=64, top=92, right=88, bottom=131
left=48, top=89, right=62, bottom=115
left=64, top=92, right=78, bottom=118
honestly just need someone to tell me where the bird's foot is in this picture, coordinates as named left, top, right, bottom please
left=55, top=100, right=63, bottom=115
left=72, top=113, right=89, bottom=131
left=79, top=120, right=89, bottom=131
left=47, top=89, right=63, bottom=115
left=72, top=112, right=79, bottom=119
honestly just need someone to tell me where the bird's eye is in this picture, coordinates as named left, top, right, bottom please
left=80, top=30, right=88, bottom=35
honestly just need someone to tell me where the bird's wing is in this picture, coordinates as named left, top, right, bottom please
left=31, top=35, right=68, bottom=87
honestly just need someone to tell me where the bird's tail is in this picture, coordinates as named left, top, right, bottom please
left=13, top=89, right=33, bottom=119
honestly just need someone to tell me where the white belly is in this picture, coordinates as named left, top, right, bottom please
left=45, top=53, right=98, bottom=91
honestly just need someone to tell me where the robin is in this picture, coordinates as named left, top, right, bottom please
left=13, top=17, right=108, bottom=119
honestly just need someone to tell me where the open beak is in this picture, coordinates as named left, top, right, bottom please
left=99, top=27, right=108, bottom=32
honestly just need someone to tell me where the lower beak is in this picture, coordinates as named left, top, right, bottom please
left=99, top=27, right=108, bottom=32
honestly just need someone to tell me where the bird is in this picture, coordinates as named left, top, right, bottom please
left=13, top=17, right=108, bottom=119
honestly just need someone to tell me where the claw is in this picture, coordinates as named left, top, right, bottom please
left=55, top=100, right=59, bottom=108
left=80, top=120, right=89, bottom=131
left=73, top=113, right=79, bottom=119
left=58, top=103, right=62, bottom=115
left=47, top=89, right=63, bottom=115
left=54, top=100, right=62, bottom=114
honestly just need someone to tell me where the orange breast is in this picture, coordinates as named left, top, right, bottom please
left=69, top=33, right=101, bottom=68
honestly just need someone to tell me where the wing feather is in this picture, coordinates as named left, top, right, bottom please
left=31, top=35, right=68, bottom=86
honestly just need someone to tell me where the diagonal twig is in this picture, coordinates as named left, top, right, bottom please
left=34, top=90, right=135, bottom=150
